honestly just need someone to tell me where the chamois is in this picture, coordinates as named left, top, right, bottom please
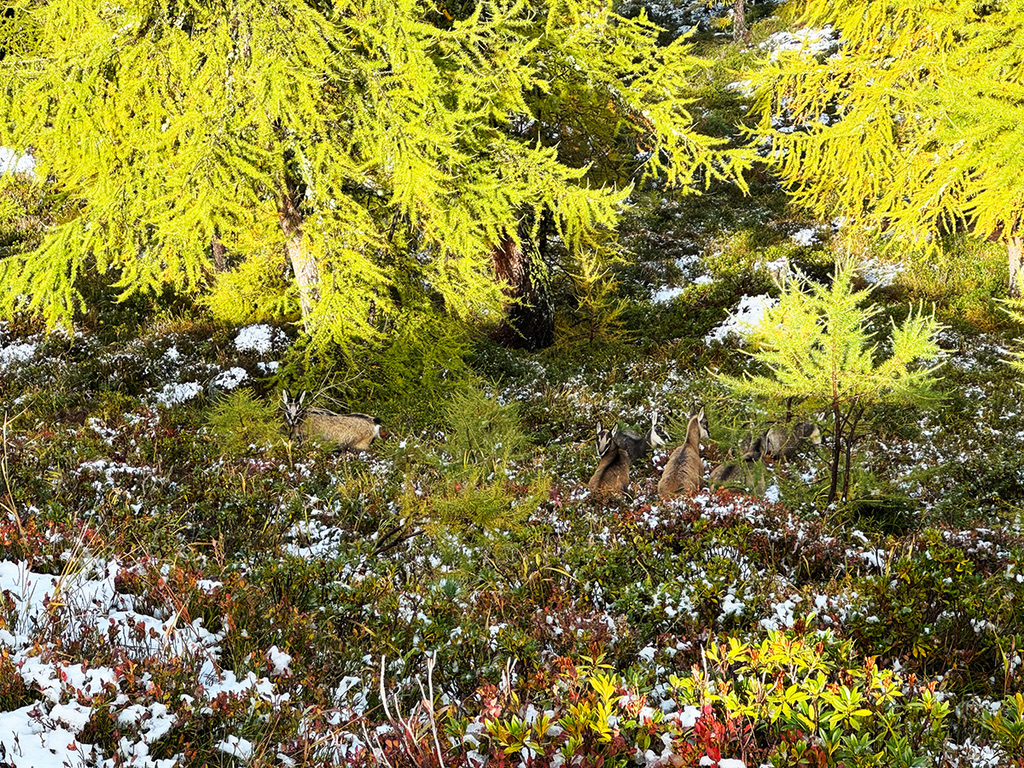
left=657, top=409, right=708, bottom=498
left=708, top=461, right=744, bottom=486
left=762, top=421, right=821, bottom=461
left=281, top=390, right=382, bottom=452
left=588, top=423, right=631, bottom=496
left=707, top=456, right=767, bottom=495
left=613, top=412, right=670, bottom=463
left=708, top=420, right=821, bottom=490
left=737, top=421, right=821, bottom=463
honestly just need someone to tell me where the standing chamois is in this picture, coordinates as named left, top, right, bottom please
left=657, top=409, right=709, bottom=498
left=588, top=423, right=632, bottom=496
left=281, top=390, right=382, bottom=452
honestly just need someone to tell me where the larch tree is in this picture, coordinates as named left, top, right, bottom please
left=0, top=0, right=748, bottom=353
left=717, top=266, right=944, bottom=505
left=750, top=0, right=1024, bottom=295
left=486, top=0, right=751, bottom=348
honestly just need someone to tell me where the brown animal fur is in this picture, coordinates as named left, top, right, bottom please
left=589, top=425, right=631, bottom=495
left=301, top=410, right=381, bottom=452
left=762, top=421, right=821, bottom=461
left=707, top=460, right=768, bottom=496
left=282, top=391, right=382, bottom=452
left=710, top=420, right=820, bottom=493
left=708, top=461, right=740, bottom=486
left=658, top=409, right=708, bottom=498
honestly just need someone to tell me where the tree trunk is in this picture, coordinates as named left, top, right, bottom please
left=827, top=408, right=842, bottom=505
left=841, top=436, right=854, bottom=503
left=732, top=0, right=747, bottom=42
left=211, top=230, right=227, bottom=273
left=491, top=233, right=554, bottom=351
left=840, top=406, right=864, bottom=503
left=1009, top=236, right=1024, bottom=298
left=279, top=185, right=319, bottom=326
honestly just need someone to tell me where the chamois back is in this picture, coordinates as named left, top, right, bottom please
left=281, top=390, right=382, bottom=452
left=303, top=410, right=382, bottom=452
left=613, top=412, right=669, bottom=464
left=657, top=409, right=708, bottom=498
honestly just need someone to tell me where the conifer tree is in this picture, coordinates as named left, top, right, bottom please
left=751, top=0, right=1024, bottom=294
left=717, top=267, right=944, bottom=504
left=0, top=0, right=747, bottom=352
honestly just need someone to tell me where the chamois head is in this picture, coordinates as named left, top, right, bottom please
left=648, top=411, right=669, bottom=449
left=688, top=408, right=709, bottom=442
left=595, top=422, right=618, bottom=457
left=281, top=390, right=307, bottom=438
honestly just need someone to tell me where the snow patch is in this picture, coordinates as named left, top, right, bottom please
left=267, top=645, right=293, bottom=676
left=153, top=381, right=203, bottom=407
left=706, top=294, right=777, bottom=343
left=0, top=146, right=36, bottom=176
left=762, top=26, right=839, bottom=60
left=212, top=366, right=249, bottom=390
left=235, top=324, right=286, bottom=355
left=790, top=227, right=821, bottom=247
left=0, top=342, right=38, bottom=372
left=652, top=286, right=686, bottom=304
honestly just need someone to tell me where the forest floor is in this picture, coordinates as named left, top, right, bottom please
left=3, top=185, right=1024, bottom=768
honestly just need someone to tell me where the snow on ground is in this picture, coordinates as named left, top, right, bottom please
left=762, top=25, right=839, bottom=60
left=0, top=341, right=38, bottom=373
left=234, top=324, right=287, bottom=355
left=705, top=294, right=778, bottom=343
left=652, top=286, right=686, bottom=304
left=858, top=257, right=904, bottom=287
left=0, top=147, right=36, bottom=177
left=152, top=381, right=203, bottom=407
left=790, top=227, right=822, bottom=247
left=0, top=559, right=281, bottom=768
left=651, top=276, right=714, bottom=304
left=211, top=366, right=249, bottom=390
left=0, top=704, right=106, bottom=768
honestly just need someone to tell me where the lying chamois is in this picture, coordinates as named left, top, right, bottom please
left=588, top=423, right=631, bottom=496
left=708, top=420, right=821, bottom=489
left=658, top=409, right=708, bottom=498
left=613, top=411, right=669, bottom=463
left=707, top=460, right=746, bottom=487
left=281, top=390, right=382, bottom=452
left=734, top=421, right=821, bottom=463
left=762, top=421, right=821, bottom=461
